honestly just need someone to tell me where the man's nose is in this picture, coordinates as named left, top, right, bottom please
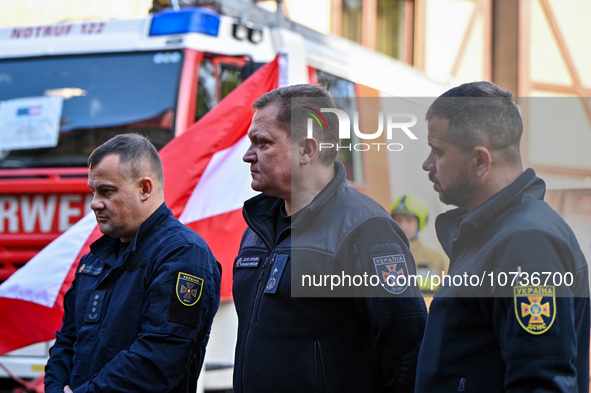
left=422, top=153, right=433, bottom=172
left=243, top=144, right=256, bottom=163
left=90, top=195, right=104, bottom=211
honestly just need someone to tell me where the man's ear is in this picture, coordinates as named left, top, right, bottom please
left=472, top=146, right=491, bottom=177
left=300, top=138, right=319, bottom=165
left=139, top=177, right=154, bottom=201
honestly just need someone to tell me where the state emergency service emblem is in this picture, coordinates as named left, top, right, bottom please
left=514, top=285, right=556, bottom=335
left=373, top=254, right=409, bottom=295
left=176, top=272, right=204, bottom=306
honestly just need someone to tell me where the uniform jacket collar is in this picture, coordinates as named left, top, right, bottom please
left=242, top=161, right=346, bottom=246
left=435, top=168, right=545, bottom=256
left=90, top=202, right=171, bottom=267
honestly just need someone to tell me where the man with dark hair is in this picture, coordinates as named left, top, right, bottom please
left=416, top=81, right=590, bottom=392
left=250, top=83, right=340, bottom=165
left=44, top=133, right=221, bottom=393
left=233, top=84, right=427, bottom=393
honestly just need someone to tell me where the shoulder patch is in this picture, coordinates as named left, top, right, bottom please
left=176, top=272, right=204, bottom=306
left=514, top=285, right=556, bottom=335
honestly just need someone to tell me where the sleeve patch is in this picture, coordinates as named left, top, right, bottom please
left=514, top=285, right=556, bottom=335
left=175, top=272, right=203, bottom=306
left=169, top=272, right=204, bottom=327
left=369, top=243, right=409, bottom=295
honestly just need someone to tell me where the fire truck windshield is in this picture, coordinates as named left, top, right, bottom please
left=0, top=50, right=183, bottom=168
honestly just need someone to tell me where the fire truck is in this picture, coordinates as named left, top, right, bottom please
left=0, top=0, right=446, bottom=391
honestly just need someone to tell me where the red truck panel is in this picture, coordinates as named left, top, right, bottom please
left=0, top=168, right=92, bottom=281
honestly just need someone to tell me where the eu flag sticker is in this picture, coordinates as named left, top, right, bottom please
left=16, top=105, right=41, bottom=116
left=176, top=272, right=204, bottom=306
left=514, top=285, right=556, bottom=335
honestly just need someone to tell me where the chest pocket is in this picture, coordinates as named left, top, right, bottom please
left=95, top=268, right=145, bottom=354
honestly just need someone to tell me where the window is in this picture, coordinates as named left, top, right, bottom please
left=341, top=0, right=363, bottom=44
left=339, top=0, right=410, bottom=61
left=376, top=0, right=407, bottom=60
left=195, top=55, right=248, bottom=122
left=0, top=51, right=182, bottom=168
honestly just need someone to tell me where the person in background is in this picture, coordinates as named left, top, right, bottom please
left=391, top=193, right=448, bottom=276
left=44, top=133, right=221, bottom=393
left=415, top=81, right=589, bottom=392
left=233, top=84, right=427, bottom=393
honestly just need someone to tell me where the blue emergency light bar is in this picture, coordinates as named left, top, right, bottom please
left=149, top=7, right=220, bottom=37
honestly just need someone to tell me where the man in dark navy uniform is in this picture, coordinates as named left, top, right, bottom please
left=45, top=134, right=221, bottom=393
left=232, top=84, right=427, bottom=393
left=416, top=81, right=590, bottom=392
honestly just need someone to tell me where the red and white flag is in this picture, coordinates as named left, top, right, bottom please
left=0, top=56, right=280, bottom=356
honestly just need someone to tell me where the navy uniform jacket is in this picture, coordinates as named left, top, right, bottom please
left=44, top=203, right=221, bottom=393
left=233, top=162, right=427, bottom=393
left=416, top=169, right=590, bottom=392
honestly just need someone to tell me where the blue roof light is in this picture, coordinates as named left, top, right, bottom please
left=150, top=7, right=220, bottom=37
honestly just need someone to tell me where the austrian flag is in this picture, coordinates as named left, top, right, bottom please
left=0, top=56, right=280, bottom=355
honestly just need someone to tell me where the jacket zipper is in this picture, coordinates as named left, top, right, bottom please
left=241, top=210, right=276, bottom=324
left=314, top=340, right=327, bottom=393
left=239, top=209, right=280, bottom=391
left=458, top=377, right=466, bottom=391
left=252, top=253, right=275, bottom=322
left=238, top=251, right=274, bottom=392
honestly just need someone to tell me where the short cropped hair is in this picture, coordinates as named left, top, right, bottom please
left=253, top=84, right=339, bottom=166
left=426, top=81, right=523, bottom=164
left=88, top=133, right=164, bottom=185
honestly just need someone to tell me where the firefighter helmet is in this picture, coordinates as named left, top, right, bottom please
left=390, top=193, right=429, bottom=232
